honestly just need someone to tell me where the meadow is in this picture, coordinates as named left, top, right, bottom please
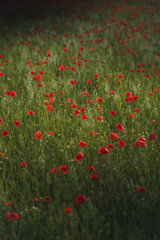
left=0, top=0, right=160, bottom=239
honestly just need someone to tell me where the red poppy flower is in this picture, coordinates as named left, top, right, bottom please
left=97, top=116, right=103, bottom=121
left=80, top=107, right=85, bottom=113
left=86, top=80, right=91, bottom=85
left=50, top=98, right=54, bottom=103
left=136, top=186, right=142, bottom=192
left=34, top=197, right=39, bottom=203
left=117, top=74, right=124, bottom=78
left=5, top=202, right=12, bottom=206
left=98, top=147, right=109, bottom=154
left=79, top=141, right=87, bottom=147
left=50, top=168, right=57, bottom=174
left=150, top=120, right=156, bottom=124
left=0, top=72, right=4, bottom=76
left=44, top=197, right=52, bottom=202
left=21, top=161, right=26, bottom=167
left=46, top=105, right=53, bottom=112
left=118, top=140, right=126, bottom=148
left=130, top=50, right=135, bottom=54
left=59, top=165, right=68, bottom=174
left=125, top=92, right=132, bottom=97
left=10, top=91, right=16, bottom=98
left=88, top=166, right=95, bottom=172
left=134, top=108, right=139, bottom=113
left=27, top=111, right=35, bottom=115
left=5, top=91, right=11, bottom=96
left=74, top=152, right=84, bottom=161
left=149, top=132, right=155, bottom=140
left=1, top=130, right=8, bottom=137
left=74, top=109, right=80, bottom=116
left=35, top=131, right=42, bottom=139
left=90, top=173, right=99, bottom=181
left=81, top=114, right=88, bottom=120
left=14, top=121, right=20, bottom=127
left=116, top=123, right=123, bottom=131
left=71, top=103, right=77, bottom=109
left=107, top=144, right=113, bottom=149
left=82, top=91, right=88, bottom=96
left=47, top=131, right=53, bottom=136
left=145, top=74, right=151, bottom=78
left=110, top=132, right=118, bottom=140
left=110, top=111, right=116, bottom=116
left=142, top=188, right=147, bottom=194
left=129, top=113, right=134, bottom=118
left=67, top=98, right=72, bottom=104
left=6, top=212, right=19, bottom=220
left=75, top=194, right=87, bottom=204
left=71, top=67, right=75, bottom=71
left=64, top=207, right=73, bottom=213
left=70, top=80, right=75, bottom=86
left=96, top=97, right=103, bottom=102
left=89, top=130, right=93, bottom=135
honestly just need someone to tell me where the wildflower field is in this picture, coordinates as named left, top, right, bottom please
left=0, top=0, right=160, bottom=239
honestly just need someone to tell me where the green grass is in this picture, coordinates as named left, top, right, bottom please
left=0, top=0, right=160, bottom=239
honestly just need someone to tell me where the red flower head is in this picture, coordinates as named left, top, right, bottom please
left=74, top=152, right=84, bottom=161
left=110, top=132, right=118, bottom=140
left=98, top=147, right=109, bottom=154
left=78, top=140, right=87, bottom=147
left=74, top=109, right=80, bottom=116
left=67, top=98, right=72, bottom=104
left=107, top=143, right=113, bottom=149
left=27, top=110, right=35, bottom=115
left=97, top=116, right=103, bottom=121
left=81, top=114, right=88, bottom=120
left=136, top=186, right=142, bottom=192
left=134, top=108, right=139, bottom=113
left=80, top=107, right=85, bottom=113
left=64, top=207, right=73, bottom=213
left=47, top=105, right=53, bottom=112
left=21, top=161, right=26, bottom=167
left=94, top=73, right=98, bottom=78
left=149, top=132, right=155, bottom=140
left=14, top=121, right=20, bottom=127
left=145, top=74, right=151, bottom=78
left=71, top=103, right=77, bottom=109
left=35, top=131, right=42, bottom=139
left=90, top=173, right=99, bottom=181
left=82, top=91, right=88, bottom=96
left=117, top=74, right=124, bottom=78
left=34, top=197, right=39, bottom=203
left=86, top=80, right=91, bottom=85
left=6, top=212, right=19, bottom=220
left=110, top=111, right=116, bottom=116
left=59, top=165, right=68, bottom=174
left=96, top=97, right=103, bottom=103
left=75, top=194, right=87, bottom=204
left=116, top=123, right=123, bottom=131
left=0, top=72, right=4, bottom=76
left=70, top=80, right=75, bottom=86
left=44, top=197, right=52, bottom=202
left=88, top=166, right=95, bottom=172
left=129, top=113, right=134, bottom=118
left=118, top=140, right=126, bottom=148
left=5, top=91, right=11, bottom=96
left=10, top=91, right=16, bottom=98
left=50, top=168, right=57, bottom=174
left=47, top=131, right=53, bottom=136
left=1, top=130, right=8, bottom=137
